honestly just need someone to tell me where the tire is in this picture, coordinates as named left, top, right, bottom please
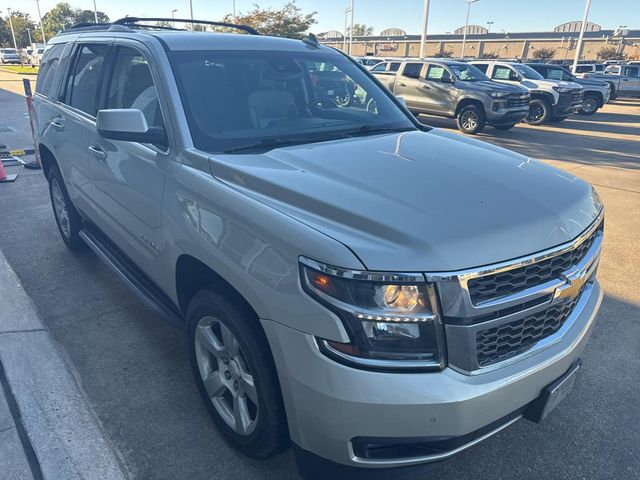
left=493, top=123, right=517, bottom=131
left=579, top=94, right=599, bottom=115
left=525, top=98, right=551, bottom=126
left=187, top=288, right=289, bottom=460
left=456, top=104, right=486, bottom=134
left=48, top=165, right=86, bottom=251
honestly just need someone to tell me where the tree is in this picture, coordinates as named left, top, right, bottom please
left=1, top=11, right=36, bottom=48
left=222, top=1, right=316, bottom=39
left=532, top=47, right=556, bottom=61
left=440, top=49, right=454, bottom=58
left=42, top=2, right=109, bottom=38
left=596, top=46, right=626, bottom=61
left=479, top=51, right=499, bottom=59
left=351, top=24, right=373, bottom=37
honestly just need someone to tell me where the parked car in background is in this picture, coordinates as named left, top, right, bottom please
left=372, top=59, right=530, bottom=133
left=355, top=56, right=385, bottom=69
left=528, top=63, right=610, bottom=115
left=588, top=64, right=640, bottom=99
left=572, top=63, right=605, bottom=76
left=28, top=47, right=46, bottom=66
left=370, top=59, right=402, bottom=74
left=34, top=18, right=604, bottom=477
left=471, top=61, right=583, bottom=125
left=0, top=48, right=21, bottom=64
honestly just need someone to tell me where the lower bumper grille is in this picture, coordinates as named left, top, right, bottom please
left=476, top=296, right=580, bottom=367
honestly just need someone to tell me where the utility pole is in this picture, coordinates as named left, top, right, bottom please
left=460, top=0, right=478, bottom=59
left=189, top=0, right=194, bottom=30
left=232, top=0, right=236, bottom=22
left=572, top=0, right=591, bottom=72
left=7, top=8, right=18, bottom=50
left=36, top=0, right=47, bottom=44
left=348, top=0, right=355, bottom=55
left=343, top=6, right=351, bottom=52
left=486, top=21, right=493, bottom=33
left=93, top=0, right=99, bottom=23
left=419, top=0, right=431, bottom=58
left=27, top=28, right=33, bottom=45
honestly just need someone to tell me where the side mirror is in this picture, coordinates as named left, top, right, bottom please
left=441, top=75, right=454, bottom=83
left=96, top=109, right=167, bottom=146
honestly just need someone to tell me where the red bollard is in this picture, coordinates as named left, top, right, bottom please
left=0, top=160, right=18, bottom=183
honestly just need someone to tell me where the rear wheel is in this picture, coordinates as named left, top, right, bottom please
left=48, top=165, right=86, bottom=251
left=525, top=98, right=551, bottom=126
left=187, top=289, right=289, bottom=459
left=456, top=104, right=486, bottom=134
left=493, top=123, right=517, bottom=131
left=579, top=94, right=599, bottom=115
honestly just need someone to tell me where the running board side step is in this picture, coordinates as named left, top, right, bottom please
left=79, top=227, right=186, bottom=330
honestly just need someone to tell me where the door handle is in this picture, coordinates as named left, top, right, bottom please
left=398, top=82, right=407, bottom=87
left=88, top=145, right=106, bottom=161
left=49, top=119, right=64, bottom=131
left=622, top=78, right=629, bottom=81
left=420, top=84, right=431, bottom=89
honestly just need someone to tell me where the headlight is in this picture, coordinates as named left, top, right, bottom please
left=552, top=86, right=572, bottom=93
left=300, top=257, right=446, bottom=371
left=489, top=91, right=509, bottom=99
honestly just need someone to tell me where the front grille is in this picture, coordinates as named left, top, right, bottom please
left=467, top=223, right=601, bottom=305
left=507, top=96, right=529, bottom=108
left=571, top=90, right=583, bottom=102
left=476, top=296, right=580, bottom=367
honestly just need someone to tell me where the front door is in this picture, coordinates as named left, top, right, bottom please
left=88, top=44, right=169, bottom=280
left=620, top=66, right=640, bottom=94
left=421, top=64, right=456, bottom=115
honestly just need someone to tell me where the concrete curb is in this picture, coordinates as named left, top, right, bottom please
left=0, top=249, right=129, bottom=480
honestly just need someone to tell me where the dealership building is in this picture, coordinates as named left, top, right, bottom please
left=318, top=22, right=640, bottom=61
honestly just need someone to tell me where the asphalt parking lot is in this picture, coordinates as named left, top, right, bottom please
left=1, top=70, right=639, bottom=479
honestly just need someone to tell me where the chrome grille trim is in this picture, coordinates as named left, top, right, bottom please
left=427, top=210, right=604, bottom=375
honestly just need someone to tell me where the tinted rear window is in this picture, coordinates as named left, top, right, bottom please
left=35, top=44, right=65, bottom=97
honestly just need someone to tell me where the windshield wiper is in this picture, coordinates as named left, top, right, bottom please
left=344, top=125, right=415, bottom=138
left=220, top=133, right=343, bottom=154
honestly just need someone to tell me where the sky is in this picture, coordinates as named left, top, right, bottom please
left=3, top=0, right=639, bottom=35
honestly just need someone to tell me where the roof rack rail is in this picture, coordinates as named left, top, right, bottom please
left=112, top=17, right=260, bottom=35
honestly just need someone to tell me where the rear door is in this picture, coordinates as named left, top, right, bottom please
left=392, top=62, right=426, bottom=109
left=620, top=66, right=640, bottom=94
left=88, top=42, right=169, bottom=279
left=54, top=42, right=110, bottom=216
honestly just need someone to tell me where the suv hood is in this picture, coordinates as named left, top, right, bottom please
left=209, top=130, right=601, bottom=272
left=522, top=78, right=583, bottom=91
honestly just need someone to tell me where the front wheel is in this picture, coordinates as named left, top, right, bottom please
left=525, top=98, right=551, bottom=126
left=456, top=105, right=486, bottom=134
left=187, top=289, right=289, bottom=460
left=579, top=94, right=599, bottom=115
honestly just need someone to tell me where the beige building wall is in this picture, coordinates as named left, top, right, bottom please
left=324, top=36, right=640, bottom=61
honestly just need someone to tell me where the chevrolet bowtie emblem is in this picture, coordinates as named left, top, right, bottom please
left=553, top=268, right=590, bottom=301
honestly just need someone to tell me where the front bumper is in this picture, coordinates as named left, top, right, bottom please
left=486, top=108, right=529, bottom=125
left=262, top=279, right=602, bottom=469
left=552, top=91, right=583, bottom=116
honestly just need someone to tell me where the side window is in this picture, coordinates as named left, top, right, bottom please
left=492, top=66, right=517, bottom=80
left=425, top=64, right=450, bottom=82
left=35, top=44, right=65, bottom=97
left=547, top=68, right=564, bottom=80
left=106, top=47, right=164, bottom=130
left=389, top=62, right=401, bottom=72
left=371, top=62, right=387, bottom=72
left=473, top=63, right=488, bottom=74
left=64, top=44, right=108, bottom=116
left=595, top=64, right=604, bottom=72
left=624, top=66, right=639, bottom=77
left=575, top=65, right=590, bottom=73
left=402, top=63, right=423, bottom=79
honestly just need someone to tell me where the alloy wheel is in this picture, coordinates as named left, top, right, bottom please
left=461, top=110, right=478, bottom=131
left=194, top=315, right=259, bottom=436
left=582, top=97, right=598, bottom=114
left=528, top=104, right=545, bottom=123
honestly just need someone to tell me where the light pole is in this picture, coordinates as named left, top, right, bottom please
left=232, top=0, right=236, bottom=23
left=348, top=0, right=355, bottom=55
left=171, top=9, right=178, bottom=27
left=343, top=6, right=351, bottom=52
left=460, top=0, right=478, bottom=59
left=27, top=28, right=33, bottom=45
left=36, top=0, right=47, bottom=44
left=572, top=0, right=591, bottom=72
left=189, top=0, right=194, bottom=30
left=419, top=0, right=431, bottom=58
left=93, top=0, right=99, bottom=23
left=486, top=21, right=493, bottom=33
left=6, top=8, right=18, bottom=50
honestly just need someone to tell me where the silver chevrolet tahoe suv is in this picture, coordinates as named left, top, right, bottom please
left=34, top=18, right=604, bottom=479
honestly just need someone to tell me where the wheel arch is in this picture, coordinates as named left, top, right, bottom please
left=584, top=90, right=604, bottom=107
left=455, top=98, right=485, bottom=117
left=175, top=254, right=260, bottom=323
left=529, top=90, right=555, bottom=105
left=38, top=143, right=58, bottom=180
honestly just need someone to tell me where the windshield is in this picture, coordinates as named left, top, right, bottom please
left=448, top=63, right=489, bottom=82
left=169, top=50, right=415, bottom=153
left=512, top=64, right=544, bottom=80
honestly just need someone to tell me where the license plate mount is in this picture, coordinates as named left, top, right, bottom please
left=524, top=359, right=582, bottom=423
